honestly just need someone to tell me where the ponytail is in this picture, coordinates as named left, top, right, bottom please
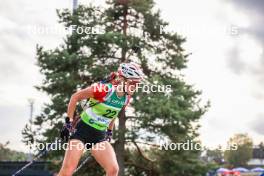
left=101, top=72, right=119, bottom=85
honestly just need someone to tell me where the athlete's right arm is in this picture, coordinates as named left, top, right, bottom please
left=67, top=86, right=95, bottom=121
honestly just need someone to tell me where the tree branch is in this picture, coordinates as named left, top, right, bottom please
left=130, top=140, right=156, bottom=162
left=126, top=140, right=160, bottom=148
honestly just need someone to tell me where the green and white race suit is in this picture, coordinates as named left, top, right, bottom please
left=81, top=83, right=129, bottom=131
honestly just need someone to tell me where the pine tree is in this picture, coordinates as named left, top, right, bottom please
left=22, top=0, right=209, bottom=175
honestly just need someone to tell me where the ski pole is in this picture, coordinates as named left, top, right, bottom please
left=12, top=138, right=61, bottom=176
left=73, top=155, right=93, bottom=174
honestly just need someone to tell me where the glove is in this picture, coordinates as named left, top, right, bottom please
left=60, top=117, right=73, bottom=142
left=106, top=129, right=113, bottom=142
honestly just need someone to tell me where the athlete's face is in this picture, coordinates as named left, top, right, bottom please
left=124, top=78, right=140, bottom=95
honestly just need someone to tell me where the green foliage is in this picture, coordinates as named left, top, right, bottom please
left=0, top=142, right=27, bottom=161
left=224, top=133, right=253, bottom=167
left=205, top=148, right=224, bottom=164
left=156, top=144, right=208, bottom=176
left=22, top=0, right=209, bottom=175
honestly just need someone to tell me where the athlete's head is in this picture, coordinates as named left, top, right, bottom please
left=118, top=62, right=143, bottom=80
left=117, top=62, right=144, bottom=95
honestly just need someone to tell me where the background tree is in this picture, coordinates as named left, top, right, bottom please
left=203, top=147, right=224, bottom=165
left=224, top=133, right=253, bottom=167
left=22, top=0, right=209, bottom=175
left=0, top=142, right=27, bottom=161
left=259, top=142, right=264, bottom=150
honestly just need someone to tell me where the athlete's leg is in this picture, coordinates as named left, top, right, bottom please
left=91, top=141, right=119, bottom=176
left=58, top=139, right=84, bottom=176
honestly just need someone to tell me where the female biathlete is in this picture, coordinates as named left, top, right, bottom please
left=58, top=62, right=143, bottom=176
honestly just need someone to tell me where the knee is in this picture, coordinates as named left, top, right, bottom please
left=106, top=165, right=119, bottom=176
